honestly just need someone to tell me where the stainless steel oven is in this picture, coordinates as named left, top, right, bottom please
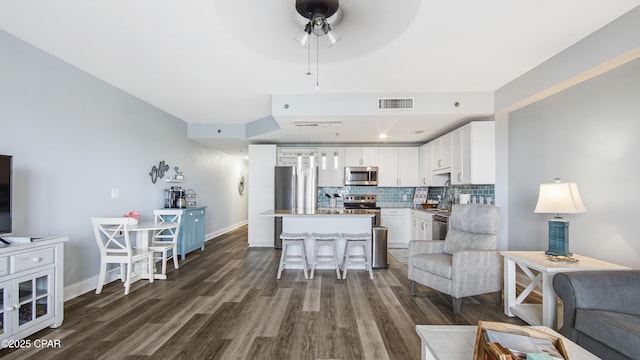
left=432, top=214, right=449, bottom=240
left=343, top=194, right=380, bottom=226
left=344, top=166, right=378, bottom=186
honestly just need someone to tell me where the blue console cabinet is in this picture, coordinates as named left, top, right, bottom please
left=176, top=206, right=206, bottom=260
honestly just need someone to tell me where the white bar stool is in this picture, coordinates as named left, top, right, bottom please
left=341, top=233, right=374, bottom=280
left=277, top=232, right=309, bottom=279
left=309, top=232, right=341, bottom=279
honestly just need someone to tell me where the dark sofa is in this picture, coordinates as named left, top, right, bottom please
left=552, top=270, right=640, bottom=360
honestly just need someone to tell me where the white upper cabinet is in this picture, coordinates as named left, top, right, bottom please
left=378, top=148, right=398, bottom=186
left=451, top=121, right=495, bottom=185
left=419, top=142, right=449, bottom=186
left=397, top=147, right=419, bottom=187
left=431, top=132, right=452, bottom=174
left=419, top=143, right=431, bottom=186
left=344, top=147, right=378, bottom=166
left=317, top=147, right=344, bottom=187
left=378, top=147, right=419, bottom=187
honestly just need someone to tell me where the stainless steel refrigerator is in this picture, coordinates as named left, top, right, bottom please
left=274, top=165, right=318, bottom=248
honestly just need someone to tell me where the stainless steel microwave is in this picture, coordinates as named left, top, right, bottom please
left=344, top=166, right=378, bottom=186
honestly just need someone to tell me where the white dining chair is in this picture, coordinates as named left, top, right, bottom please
left=92, top=217, right=154, bottom=295
left=149, top=209, right=182, bottom=277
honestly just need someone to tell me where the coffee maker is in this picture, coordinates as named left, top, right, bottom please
left=164, top=186, right=186, bottom=208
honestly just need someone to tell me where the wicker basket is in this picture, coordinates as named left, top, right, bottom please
left=473, top=321, right=569, bottom=360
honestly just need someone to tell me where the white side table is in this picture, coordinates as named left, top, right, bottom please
left=501, top=251, right=630, bottom=329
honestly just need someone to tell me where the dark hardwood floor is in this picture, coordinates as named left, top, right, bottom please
left=2, top=226, right=527, bottom=359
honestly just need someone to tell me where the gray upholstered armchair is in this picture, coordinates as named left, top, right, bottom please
left=408, top=204, right=502, bottom=314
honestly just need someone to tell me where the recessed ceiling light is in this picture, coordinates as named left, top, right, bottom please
left=378, top=133, right=388, bottom=139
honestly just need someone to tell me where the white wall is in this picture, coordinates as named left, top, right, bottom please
left=0, top=30, right=248, bottom=296
left=494, top=7, right=640, bottom=268
left=507, top=59, right=640, bottom=268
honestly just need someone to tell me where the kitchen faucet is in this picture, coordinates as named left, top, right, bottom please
left=439, top=180, right=453, bottom=211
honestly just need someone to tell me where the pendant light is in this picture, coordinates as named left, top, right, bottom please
left=333, top=132, right=340, bottom=170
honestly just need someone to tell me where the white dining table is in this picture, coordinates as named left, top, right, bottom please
left=127, top=221, right=178, bottom=281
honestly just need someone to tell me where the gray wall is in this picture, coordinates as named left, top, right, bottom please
left=0, top=30, right=248, bottom=296
left=507, top=58, right=640, bottom=268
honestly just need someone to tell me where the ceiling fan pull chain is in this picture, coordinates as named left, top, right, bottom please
left=306, top=34, right=312, bottom=76
left=316, top=34, right=320, bottom=90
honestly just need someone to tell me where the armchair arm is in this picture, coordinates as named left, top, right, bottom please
left=553, top=270, right=640, bottom=341
left=408, top=240, right=445, bottom=280
left=450, top=250, right=502, bottom=298
left=408, top=240, right=444, bottom=258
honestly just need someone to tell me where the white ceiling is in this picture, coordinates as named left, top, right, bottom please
left=1, top=1, right=639, bottom=156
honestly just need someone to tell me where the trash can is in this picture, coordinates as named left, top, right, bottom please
left=372, top=226, right=388, bottom=269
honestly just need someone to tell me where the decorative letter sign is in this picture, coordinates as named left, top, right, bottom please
left=149, top=160, right=170, bottom=184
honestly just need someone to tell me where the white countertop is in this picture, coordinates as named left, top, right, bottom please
left=261, top=209, right=375, bottom=217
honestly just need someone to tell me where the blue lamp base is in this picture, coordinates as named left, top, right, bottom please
left=545, top=218, right=572, bottom=257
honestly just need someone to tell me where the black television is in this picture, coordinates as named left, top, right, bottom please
left=0, top=155, right=12, bottom=235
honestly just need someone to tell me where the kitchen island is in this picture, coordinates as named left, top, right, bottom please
left=261, top=209, right=375, bottom=269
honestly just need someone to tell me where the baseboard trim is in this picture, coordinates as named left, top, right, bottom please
left=205, top=220, right=247, bottom=242
left=64, top=220, right=248, bottom=301
left=64, top=268, right=121, bottom=301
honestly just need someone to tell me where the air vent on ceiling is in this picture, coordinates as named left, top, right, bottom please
left=377, top=97, right=414, bottom=110
left=294, top=121, right=342, bottom=127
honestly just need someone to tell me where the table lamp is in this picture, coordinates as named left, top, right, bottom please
left=534, top=178, right=587, bottom=257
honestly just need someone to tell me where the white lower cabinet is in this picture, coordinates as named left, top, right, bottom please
left=0, top=237, right=65, bottom=341
left=410, top=210, right=433, bottom=241
left=381, top=208, right=411, bottom=248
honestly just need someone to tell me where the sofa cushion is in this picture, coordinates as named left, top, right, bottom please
left=575, top=309, right=640, bottom=359
left=411, top=253, right=452, bottom=279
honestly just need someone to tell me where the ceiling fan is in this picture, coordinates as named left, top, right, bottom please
left=294, top=0, right=342, bottom=48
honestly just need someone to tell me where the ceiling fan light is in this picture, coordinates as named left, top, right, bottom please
left=295, top=30, right=311, bottom=47
left=326, top=29, right=341, bottom=47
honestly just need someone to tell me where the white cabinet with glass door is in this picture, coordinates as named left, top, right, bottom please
left=0, top=269, right=54, bottom=340
left=0, top=237, right=65, bottom=341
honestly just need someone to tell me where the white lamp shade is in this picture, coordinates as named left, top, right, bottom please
left=534, top=182, right=587, bottom=214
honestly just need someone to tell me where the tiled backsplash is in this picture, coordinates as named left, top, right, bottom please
left=427, top=184, right=496, bottom=205
left=318, top=184, right=495, bottom=208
